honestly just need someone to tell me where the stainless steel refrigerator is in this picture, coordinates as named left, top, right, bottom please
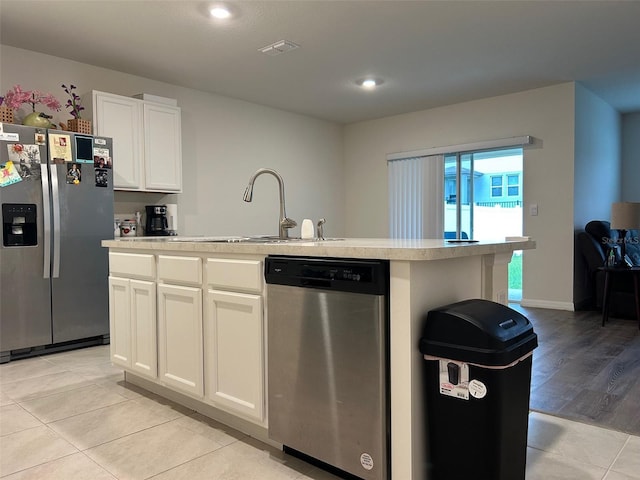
left=0, top=123, right=113, bottom=363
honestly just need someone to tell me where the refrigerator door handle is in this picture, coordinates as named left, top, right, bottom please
left=51, top=163, right=61, bottom=278
left=41, top=163, right=51, bottom=279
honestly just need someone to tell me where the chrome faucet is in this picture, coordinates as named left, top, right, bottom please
left=243, top=168, right=297, bottom=239
left=317, top=218, right=326, bottom=240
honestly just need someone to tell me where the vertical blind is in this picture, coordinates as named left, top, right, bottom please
left=388, top=155, right=444, bottom=239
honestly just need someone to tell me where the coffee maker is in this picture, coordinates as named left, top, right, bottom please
left=145, top=205, right=170, bottom=236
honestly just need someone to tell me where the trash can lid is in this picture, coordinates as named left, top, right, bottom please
left=419, top=299, right=537, bottom=366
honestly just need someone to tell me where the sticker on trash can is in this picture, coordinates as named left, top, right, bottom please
left=438, top=360, right=469, bottom=400
left=360, top=453, right=374, bottom=470
left=469, top=379, right=487, bottom=399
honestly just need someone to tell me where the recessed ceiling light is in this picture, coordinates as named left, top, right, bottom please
left=357, top=78, right=384, bottom=89
left=210, top=5, right=231, bottom=19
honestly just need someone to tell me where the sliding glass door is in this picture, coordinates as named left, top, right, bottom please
left=444, top=148, right=524, bottom=300
left=388, top=138, right=529, bottom=302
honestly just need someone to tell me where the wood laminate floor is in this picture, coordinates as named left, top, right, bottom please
left=515, top=305, right=640, bottom=436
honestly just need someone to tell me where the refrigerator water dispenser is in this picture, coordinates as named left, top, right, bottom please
left=2, top=203, right=37, bottom=247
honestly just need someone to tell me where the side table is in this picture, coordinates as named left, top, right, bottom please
left=598, top=266, right=640, bottom=329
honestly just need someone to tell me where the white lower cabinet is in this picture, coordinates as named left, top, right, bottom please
left=157, top=283, right=203, bottom=397
left=130, top=280, right=157, bottom=378
left=108, top=276, right=157, bottom=379
left=109, top=277, right=131, bottom=367
left=205, top=289, right=264, bottom=421
left=109, top=251, right=266, bottom=428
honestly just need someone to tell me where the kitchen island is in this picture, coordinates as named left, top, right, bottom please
left=102, top=236, right=534, bottom=480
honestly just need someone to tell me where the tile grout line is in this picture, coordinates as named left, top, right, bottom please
left=142, top=439, right=239, bottom=480
left=21, top=396, right=131, bottom=426
left=0, top=451, right=80, bottom=479
left=78, top=415, right=188, bottom=452
left=602, top=434, right=632, bottom=477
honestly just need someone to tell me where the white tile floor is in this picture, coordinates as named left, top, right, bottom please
left=0, top=345, right=639, bottom=479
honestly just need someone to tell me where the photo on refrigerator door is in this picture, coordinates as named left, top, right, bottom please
left=93, top=147, right=112, bottom=169
left=0, top=161, right=22, bottom=187
left=95, top=168, right=108, bottom=188
left=66, top=163, right=81, bottom=184
left=6, top=144, right=41, bottom=180
left=48, top=133, right=72, bottom=163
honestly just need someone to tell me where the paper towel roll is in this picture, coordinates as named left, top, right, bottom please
left=166, top=204, right=178, bottom=233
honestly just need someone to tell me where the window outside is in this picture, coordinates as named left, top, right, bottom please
left=491, top=176, right=503, bottom=197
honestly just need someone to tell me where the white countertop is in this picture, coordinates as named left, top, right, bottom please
left=102, top=236, right=535, bottom=261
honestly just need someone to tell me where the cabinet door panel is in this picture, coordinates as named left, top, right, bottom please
left=143, top=103, right=182, bottom=192
left=94, top=92, right=142, bottom=190
left=206, top=290, right=263, bottom=421
left=158, top=284, right=203, bottom=396
left=108, top=277, right=131, bottom=368
left=130, top=280, right=157, bottom=379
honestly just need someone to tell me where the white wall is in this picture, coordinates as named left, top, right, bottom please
left=621, top=112, right=640, bottom=202
left=572, top=84, right=622, bottom=306
left=0, top=45, right=345, bottom=238
left=5, top=44, right=625, bottom=309
left=573, top=83, right=621, bottom=228
left=344, top=84, right=576, bottom=309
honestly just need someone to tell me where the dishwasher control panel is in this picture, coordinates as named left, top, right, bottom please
left=302, top=264, right=371, bottom=282
left=265, top=256, right=388, bottom=295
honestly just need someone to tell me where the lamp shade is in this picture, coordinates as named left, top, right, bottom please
left=610, top=202, right=640, bottom=230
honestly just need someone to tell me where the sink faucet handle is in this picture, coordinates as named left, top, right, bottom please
left=317, top=218, right=326, bottom=240
left=280, top=217, right=297, bottom=238
left=281, top=217, right=297, bottom=228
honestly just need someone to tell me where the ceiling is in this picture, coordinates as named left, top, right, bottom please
left=1, top=0, right=640, bottom=124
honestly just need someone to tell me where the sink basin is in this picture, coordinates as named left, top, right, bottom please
left=201, top=235, right=309, bottom=244
left=243, top=235, right=307, bottom=243
left=169, top=235, right=344, bottom=244
left=234, top=236, right=344, bottom=243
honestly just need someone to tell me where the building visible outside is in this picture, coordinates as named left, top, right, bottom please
left=444, top=149, right=523, bottom=300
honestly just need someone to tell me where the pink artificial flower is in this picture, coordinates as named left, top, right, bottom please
left=2, top=85, right=61, bottom=112
left=40, top=93, right=61, bottom=111
left=4, top=85, right=31, bottom=109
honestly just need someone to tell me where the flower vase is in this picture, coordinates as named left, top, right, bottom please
left=22, top=112, right=52, bottom=128
left=67, top=118, right=92, bottom=135
left=0, top=106, right=14, bottom=124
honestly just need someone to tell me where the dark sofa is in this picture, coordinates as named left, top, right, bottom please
left=576, top=220, right=640, bottom=318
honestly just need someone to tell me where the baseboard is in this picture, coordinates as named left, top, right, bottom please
left=520, top=298, right=575, bottom=311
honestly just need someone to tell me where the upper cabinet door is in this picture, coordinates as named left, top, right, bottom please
left=143, top=103, right=182, bottom=192
left=91, top=91, right=182, bottom=193
left=93, top=92, right=142, bottom=190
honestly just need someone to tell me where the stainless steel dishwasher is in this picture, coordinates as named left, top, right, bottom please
left=265, top=255, right=389, bottom=480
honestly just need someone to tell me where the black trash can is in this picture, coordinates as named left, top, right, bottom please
left=419, top=299, right=537, bottom=480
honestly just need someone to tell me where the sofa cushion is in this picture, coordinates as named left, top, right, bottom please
left=585, top=220, right=616, bottom=256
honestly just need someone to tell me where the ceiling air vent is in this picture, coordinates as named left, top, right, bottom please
left=259, top=40, right=300, bottom=56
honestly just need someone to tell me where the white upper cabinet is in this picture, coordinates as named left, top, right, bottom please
left=92, top=93, right=141, bottom=190
left=143, top=102, right=182, bottom=192
left=90, top=91, right=182, bottom=192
